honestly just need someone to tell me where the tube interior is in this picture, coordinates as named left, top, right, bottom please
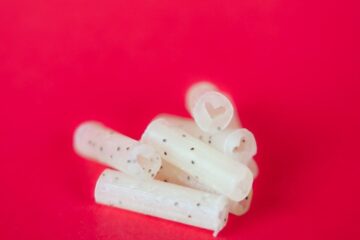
left=224, top=128, right=257, bottom=164
left=130, top=144, right=162, bottom=179
left=205, top=102, right=226, bottom=119
left=193, top=91, right=234, bottom=133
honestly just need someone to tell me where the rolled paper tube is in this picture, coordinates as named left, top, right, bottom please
left=185, top=81, right=234, bottom=133
left=141, top=118, right=253, bottom=201
left=156, top=161, right=253, bottom=216
left=74, top=121, right=161, bottom=179
left=95, top=169, right=229, bottom=236
left=157, top=114, right=257, bottom=165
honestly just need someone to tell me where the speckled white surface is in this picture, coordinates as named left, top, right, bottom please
left=95, top=169, right=229, bottom=236
left=141, top=118, right=253, bottom=201
left=156, top=114, right=257, bottom=164
left=156, top=160, right=253, bottom=216
left=74, top=121, right=161, bottom=179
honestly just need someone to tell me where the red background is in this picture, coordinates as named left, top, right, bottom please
left=1, top=0, right=359, bottom=239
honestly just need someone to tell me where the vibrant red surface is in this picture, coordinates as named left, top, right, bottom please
left=1, top=0, right=359, bottom=239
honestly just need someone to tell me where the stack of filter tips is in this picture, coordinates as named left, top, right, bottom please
left=73, top=81, right=259, bottom=236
